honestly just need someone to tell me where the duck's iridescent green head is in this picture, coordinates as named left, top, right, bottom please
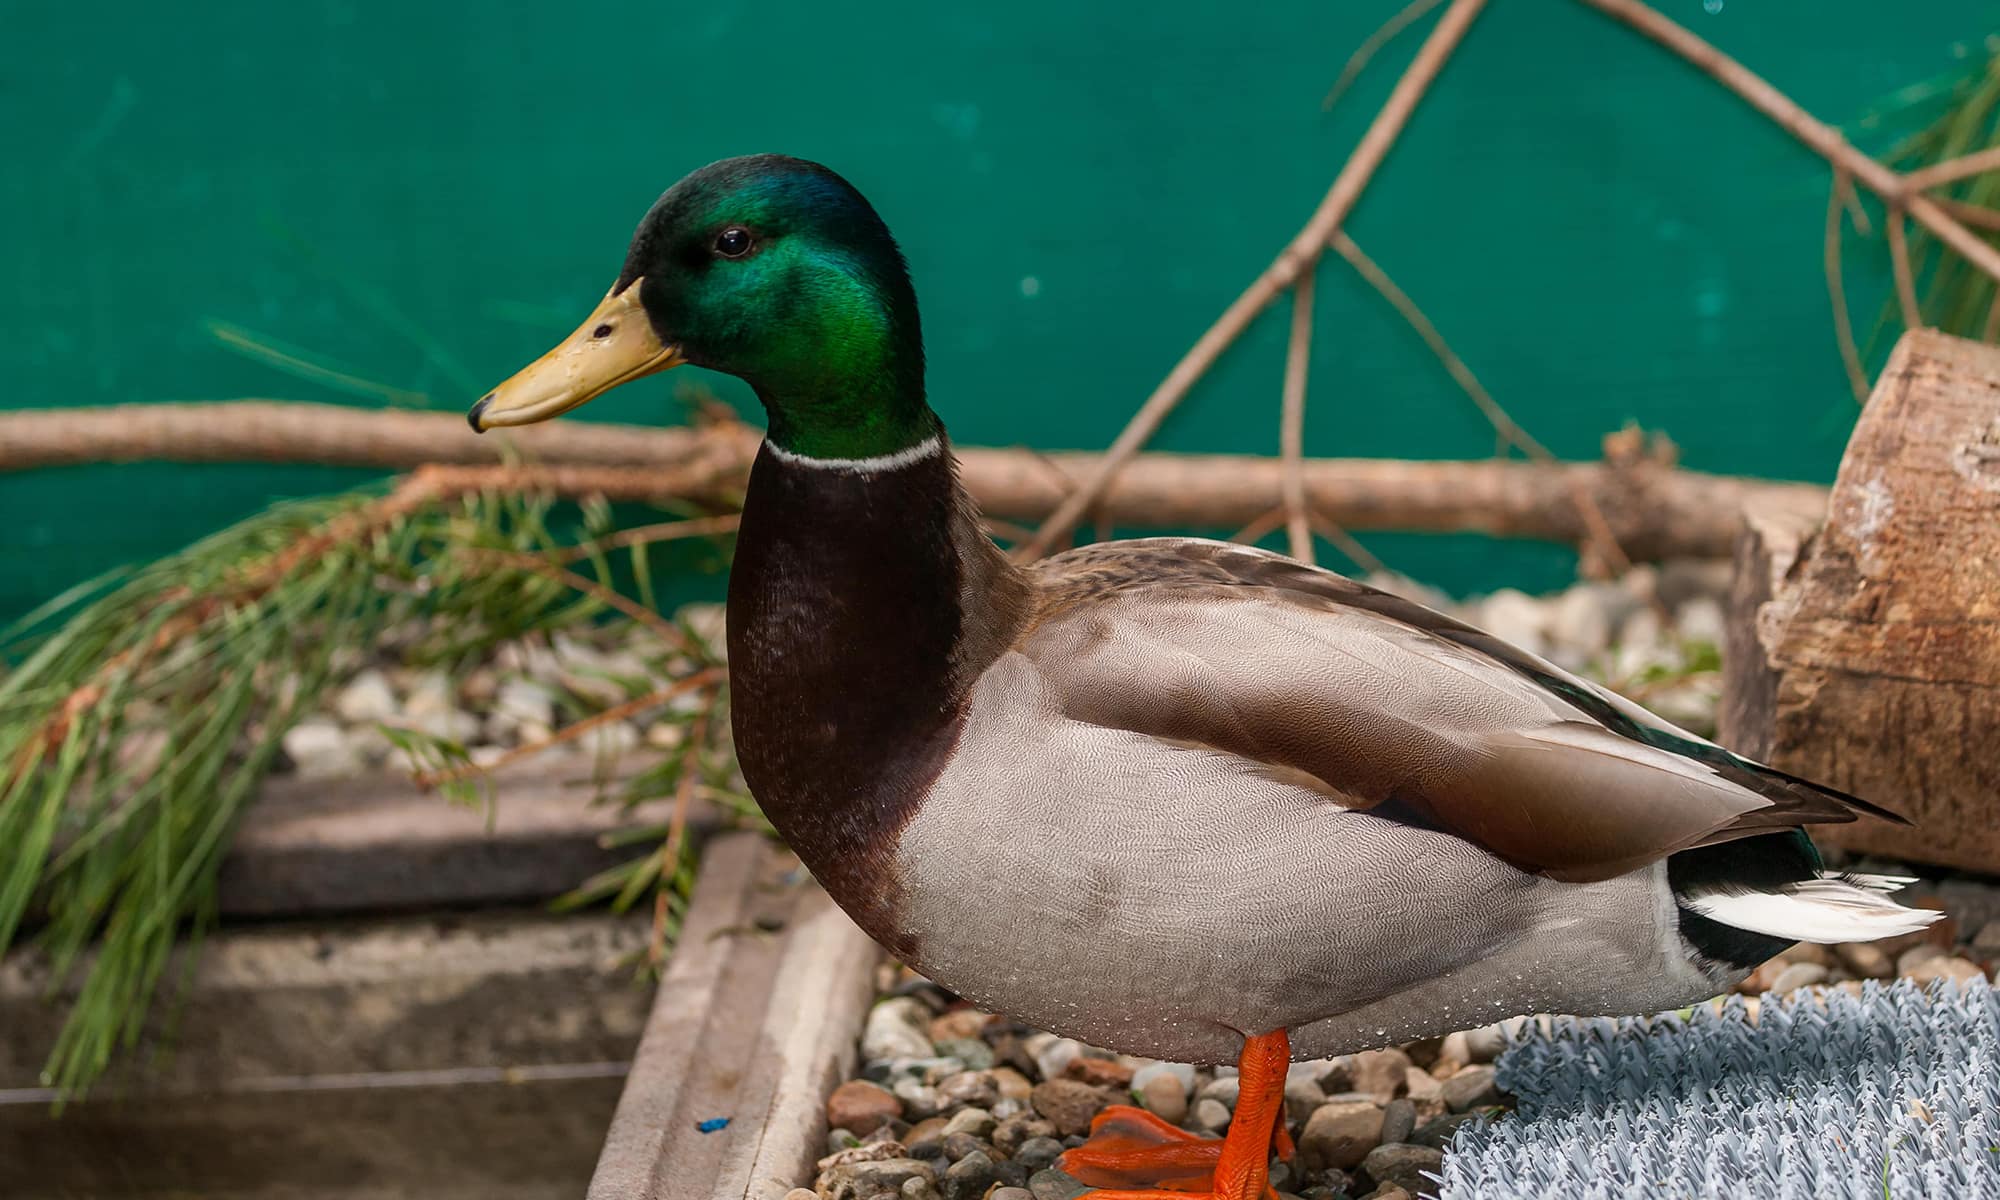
left=471, top=155, right=933, bottom=460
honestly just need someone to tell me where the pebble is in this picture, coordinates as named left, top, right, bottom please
left=1546, top=582, right=1630, bottom=665
left=1768, top=962, right=1829, bottom=994
left=935, top=1038, right=995, bottom=1071
left=1835, top=941, right=1894, bottom=979
left=1441, top=1064, right=1501, bottom=1112
left=1898, top=943, right=1948, bottom=975
left=333, top=669, right=398, bottom=723
left=1410, top=1111, right=1484, bottom=1149
left=491, top=676, right=556, bottom=732
left=281, top=719, right=363, bottom=779
left=1461, top=1025, right=1507, bottom=1063
left=1298, top=1100, right=1384, bottom=1171
left=865, top=998, right=938, bottom=1062
left=1973, top=920, right=2000, bottom=952
left=929, top=1009, right=991, bottom=1044
left=1284, top=1077, right=1328, bottom=1124
left=1032, top=1037, right=1085, bottom=1084
left=1379, top=1097, right=1417, bottom=1146
left=1907, top=955, right=1986, bottom=986
left=1137, top=1069, right=1188, bottom=1124
left=1473, top=589, right=1550, bottom=658
left=937, top=1071, right=998, bottom=1110
left=1192, top=1097, right=1233, bottom=1132
left=788, top=1190, right=819, bottom=1200
left=1359, top=1143, right=1445, bottom=1195
left=575, top=719, right=640, bottom=758
left=894, top=1079, right=948, bottom=1121
left=1063, top=1057, right=1133, bottom=1089
left=828, top=1080, right=903, bottom=1134
left=989, top=1067, right=1035, bottom=1105
left=941, top=1151, right=998, bottom=1200
left=902, top=1117, right=949, bottom=1159
left=1029, top=1079, right=1111, bottom=1137
left=901, top=1179, right=941, bottom=1200
left=815, top=1158, right=934, bottom=1200
left=1197, top=1075, right=1240, bottom=1109
left=1349, top=1049, right=1410, bottom=1103
left=941, top=1107, right=996, bottom=1140
left=1027, top=1170, right=1087, bottom=1200
left=1130, top=1061, right=1196, bottom=1092
left=990, top=1190, right=1034, bottom=1200
left=1013, top=1135, right=1065, bottom=1173
left=941, top=1131, right=990, bottom=1164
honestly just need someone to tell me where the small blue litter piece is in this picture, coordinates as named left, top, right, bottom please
left=696, top=1116, right=731, bottom=1134
left=1437, top=979, right=2000, bottom=1199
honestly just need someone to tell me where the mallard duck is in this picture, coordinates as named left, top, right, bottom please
left=469, top=155, right=1938, bottom=1199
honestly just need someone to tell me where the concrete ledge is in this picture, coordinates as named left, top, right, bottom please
left=1, top=910, right=657, bottom=1197
left=218, top=756, right=717, bottom=917
left=589, top=833, right=881, bottom=1200
left=2, top=911, right=653, bottom=1091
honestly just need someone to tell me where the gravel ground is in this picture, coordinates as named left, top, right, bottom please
left=806, top=901, right=2000, bottom=1200
left=267, top=602, right=727, bottom=780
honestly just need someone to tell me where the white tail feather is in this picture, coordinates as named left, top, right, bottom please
left=1683, top=875, right=1944, bottom=943
left=1841, top=872, right=1918, bottom=893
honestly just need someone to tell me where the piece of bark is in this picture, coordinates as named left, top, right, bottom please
left=1720, top=329, right=2000, bottom=871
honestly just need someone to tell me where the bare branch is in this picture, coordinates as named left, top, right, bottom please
left=1017, top=0, right=1491, bottom=559
left=1888, top=208, right=1924, bottom=332
left=1280, top=270, right=1320, bottom=564
left=1826, top=171, right=1872, bottom=403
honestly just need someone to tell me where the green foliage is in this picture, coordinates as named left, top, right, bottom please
left=0, top=479, right=723, bottom=1100
left=1857, top=42, right=2000, bottom=347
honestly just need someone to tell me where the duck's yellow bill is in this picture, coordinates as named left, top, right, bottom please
left=468, top=280, right=684, bottom=431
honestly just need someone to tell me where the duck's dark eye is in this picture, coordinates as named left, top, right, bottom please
left=714, top=227, right=754, bottom=258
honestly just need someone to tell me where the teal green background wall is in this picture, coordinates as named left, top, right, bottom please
left=4, top=1, right=1991, bottom=617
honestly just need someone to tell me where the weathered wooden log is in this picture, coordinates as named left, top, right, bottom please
left=1720, top=329, right=2000, bottom=871
left=0, top=400, right=1825, bottom=560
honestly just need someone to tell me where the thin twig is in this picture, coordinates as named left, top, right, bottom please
left=1932, top=197, right=2000, bottom=233
left=650, top=702, right=711, bottom=969
left=1901, top=144, right=2000, bottom=193
left=1280, top=270, right=1320, bottom=564
left=1887, top=208, right=1924, bottom=331
left=1322, top=0, right=1449, bottom=111
left=458, top=547, right=689, bottom=650
left=413, top=669, right=723, bottom=790
left=1326, top=230, right=1632, bottom=575
left=1017, top=0, right=1490, bottom=560
left=1308, top=511, right=1389, bottom=576
left=1229, top=505, right=1289, bottom=545
left=1825, top=171, right=1871, bottom=403
left=1328, top=232, right=1552, bottom=459
left=1840, top=173, right=1873, bottom=237
left=1575, top=0, right=2000, bottom=290
left=553, top=514, right=741, bottom=564
left=981, top=516, right=1040, bottom=544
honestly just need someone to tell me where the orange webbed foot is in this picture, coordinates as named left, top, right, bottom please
left=1058, top=1105, right=1221, bottom=1191
left=1067, top=1030, right=1293, bottom=1200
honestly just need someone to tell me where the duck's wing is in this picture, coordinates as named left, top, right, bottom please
left=1020, top=538, right=1906, bottom=883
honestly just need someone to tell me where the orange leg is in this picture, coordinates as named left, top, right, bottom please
left=1058, top=1029, right=1292, bottom=1200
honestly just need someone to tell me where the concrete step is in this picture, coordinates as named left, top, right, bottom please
left=2, top=910, right=654, bottom=1198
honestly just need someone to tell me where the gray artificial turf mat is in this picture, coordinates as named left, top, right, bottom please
left=1436, top=978, right=1999, bottom=1199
